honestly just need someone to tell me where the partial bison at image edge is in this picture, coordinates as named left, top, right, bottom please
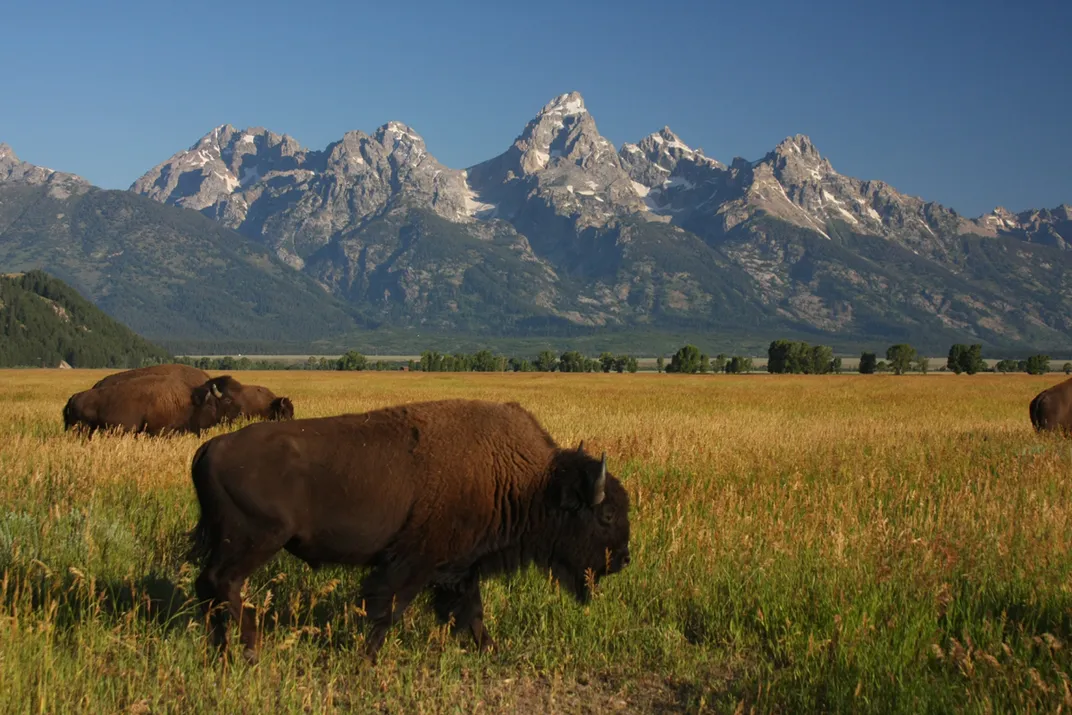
left=187, top=398, right=632, bottom=664
left=1030, top=375, right=1072, bottom=433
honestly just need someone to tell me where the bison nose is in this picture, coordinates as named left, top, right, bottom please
left=621, top=551, right=631, bottom=567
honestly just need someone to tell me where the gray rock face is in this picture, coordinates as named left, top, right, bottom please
left=0, top=143, right=91, bottom=200
left=130, top=123, right=482, bottom=269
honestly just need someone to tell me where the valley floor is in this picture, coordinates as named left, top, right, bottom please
left=1, top=370, right=1071, bottom=712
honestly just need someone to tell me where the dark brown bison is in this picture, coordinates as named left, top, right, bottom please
left=188, top=399, right=631, bottom=664
left=91, top=363, right=212, bottom=390
left=208, top=375, right=294, bottom=422
left=63, top=375, right=234, bottom=436
left=1030, top=377, right=1072, bottom=433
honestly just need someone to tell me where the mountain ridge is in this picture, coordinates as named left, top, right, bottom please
left=2, top=90, right=1070, bottom=354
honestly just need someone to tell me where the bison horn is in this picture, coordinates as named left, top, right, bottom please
left=210, top=383, right=223, bottom=399
left=592, top=452, right=607, bottom=505
left=578, top=440, right=585, bottom=454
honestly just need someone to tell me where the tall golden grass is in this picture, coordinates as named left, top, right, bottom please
left=1, top=368, right=1071, bottom=713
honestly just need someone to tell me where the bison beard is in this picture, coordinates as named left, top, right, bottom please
left=187, top=399, right=632, bottom=664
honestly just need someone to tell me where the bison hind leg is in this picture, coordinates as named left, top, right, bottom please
left=431, top=570, right=496, bottom=654
left=195, top=534, right=289, bottom=664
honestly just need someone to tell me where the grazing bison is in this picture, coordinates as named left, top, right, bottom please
left=63, top=375, right=233, bottom=436
left=92, top=363, right=211, bottom=390
left=188, top=399, right=631, bottom=664
left=204, top=375, right=294, bottom=423
left=1030, top=376, right=1072, bottom=433
left=213, top=376, right=294, bottom=422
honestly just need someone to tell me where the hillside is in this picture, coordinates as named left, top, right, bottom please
left=0, top=144, right=370, bottom=353
left=0, top=270, right=170, bottom=368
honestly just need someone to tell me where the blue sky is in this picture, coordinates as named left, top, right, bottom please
left=2, top=0, right=1069, bottom=217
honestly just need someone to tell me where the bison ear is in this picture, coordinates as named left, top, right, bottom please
left=590, top=452, right=607, bottom=506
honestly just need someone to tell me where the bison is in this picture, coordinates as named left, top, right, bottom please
left=63, top=375, right=234, bottom=436
left=92, top=363, right=212, bottom=390
left=208, top=375, right=294, bottom=423
left=188, top=398, right=632, bottom=664
left=1030, top=376, right=1072, bottom=433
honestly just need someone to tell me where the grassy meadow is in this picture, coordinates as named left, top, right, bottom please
left=2, top=369, right=1072, bottom=712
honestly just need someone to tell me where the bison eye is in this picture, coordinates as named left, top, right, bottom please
left=599, top=506, right=616, bottom=526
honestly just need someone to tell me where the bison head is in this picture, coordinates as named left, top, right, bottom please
left=546, top=443, right=631, bottom=602
left=269, top=396, right=295, bottom=420
left=190, top=379, right=237, bottom=433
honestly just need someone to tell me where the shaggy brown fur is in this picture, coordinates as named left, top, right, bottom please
left=1030, top=376, right=1072, bottom=433
left=63, top=375, right=232, bottom=436
left=92, top=363, right=211, bottom=390
left=209, top=375, right=294, bottom=422
left=188, top=398, right=631, bottom=664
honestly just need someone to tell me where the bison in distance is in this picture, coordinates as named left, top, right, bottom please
left=188, top=398, right=632, bottom=664
left=65, top=370, right=294, bottom=437
left=63, top=375, right=233, bottom=437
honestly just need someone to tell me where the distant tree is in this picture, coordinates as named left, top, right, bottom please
left=859, top=352, right=877, bottom=374
left=875, top=360, right=889, bottom=373
left=559, top=351, right=586, bottom=373
left=656, top=356, right=664, bottom=373
left=625, top=356, right=639, bottom=373
left=809, top=345, right=834, bottom=374
left=947, top=344, right=966, bottom=374
left=886, top=344, right=917, bottom=375
left=1064, top=362, right=1072, bottom=375
left=337, top=350, right=367, bottom=371
left=725, top=356, right=753, bottom=374
left=598, top=352, right=616, bottom=373
left=612, top=354, right=627, bottom=373
left=995, top=359, right=1019, bottom=373
left=831, top=356, right=843, bottom=374
left=699, top=353, right=710, bottom=373
left=667, top=345, right=702, bottom=374
left=768, top=339, right=808, bottom=374
left=471, top=349, right=502, bottom=372
left=1025, top=354, right=1051, bottom=375
left=712, top=354, right=728, bottom=373
left=535, top=350, right=558, bottom=372
left=915, top=356, right=930, bottom=374
left=948, top=343, right=985, bottom=375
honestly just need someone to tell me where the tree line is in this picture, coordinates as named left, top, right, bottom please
left=175, top=341, right=1069, bottom=376
left=177, top=349, right=642, bottom=373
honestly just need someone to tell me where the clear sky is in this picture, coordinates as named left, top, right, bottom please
left=2, top=0, right=1069, bottom=217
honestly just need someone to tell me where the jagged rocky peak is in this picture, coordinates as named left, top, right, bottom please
left=130, top=124, right=311, bottom=211
left=507, top=91, right=621, bottom=175
left=0, top=142, right=91, bottom=196
left=766, top=134, right=836, bottom=184
left=620, top=126, right=727, bottom=197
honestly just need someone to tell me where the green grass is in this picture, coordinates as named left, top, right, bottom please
left=1, top=369, right=1071, bottom=712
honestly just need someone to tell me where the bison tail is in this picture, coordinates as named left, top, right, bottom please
left=186, top=439, right=220, bottom=566
left=1030, top=392, right=1049, bottom=432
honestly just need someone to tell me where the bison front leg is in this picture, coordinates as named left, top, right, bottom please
left=431, top=570, right=496, bottom=654
left=359, top=565, right=430, bottom=664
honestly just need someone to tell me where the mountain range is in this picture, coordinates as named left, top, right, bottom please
left=3, top=91, right=1071, bottom=355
